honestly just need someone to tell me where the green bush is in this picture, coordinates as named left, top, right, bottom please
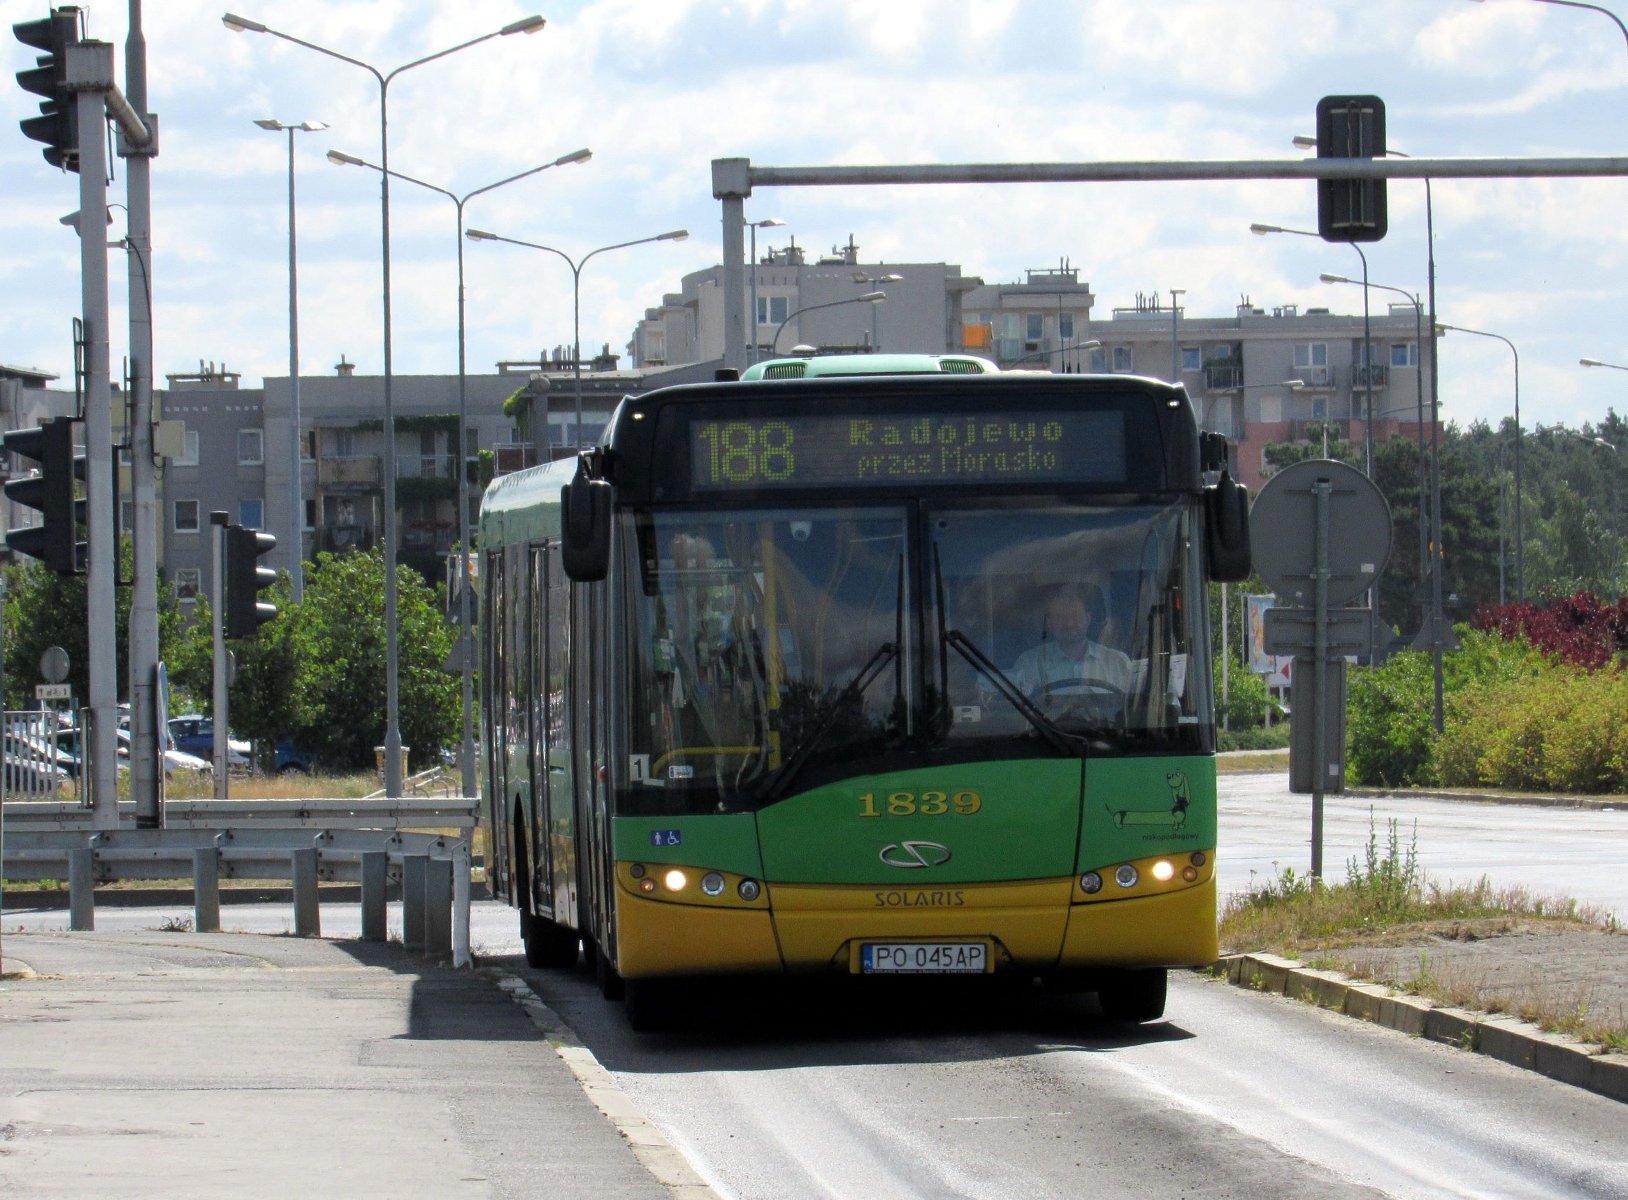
left=1347, top=629, right=1543, bottom=787
left=1433, top=664, right=1628, bottom=793
left=1214, top=654, right=1272, bottom=730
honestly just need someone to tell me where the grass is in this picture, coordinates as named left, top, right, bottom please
left=1220, top=812, right=1627, bottom=1051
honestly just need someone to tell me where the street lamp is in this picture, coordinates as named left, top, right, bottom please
left=1464, top=0, right=1628, bottom=72
left=226, top=11, right=546, bottom=799
left=465, top=227, right=689, bottom=449
left=1010, top=339, right=1102, bottom=368
left=852, top=271, right=904, bottom=351
left=747, top=218, right=785, bottom=365
left=1581, top=357, right=1628, bottom=371
left=769, top=292, right=886, bottom=356
left=1249, top=222, right=1373, bottom=477
left=253, top=118, right=326, bottom=604
left=1437, top=322, right=1523, bottom=602
left=329, top=146, right=591, bottom=802
left=1322, top=271, right=1444, bottom=728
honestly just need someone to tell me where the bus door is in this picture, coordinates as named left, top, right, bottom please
left=572, top=576, right=616, bottom=957
left=527, top=545, right=550, bottom=911
left=483, top=549, right=511, bottom=900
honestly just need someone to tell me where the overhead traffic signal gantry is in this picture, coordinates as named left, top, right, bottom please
left=12, top=6, right=81, bottom=173
left=3, top=416, right=85, bottom=574
left=224, top=523, right=279, bottom=639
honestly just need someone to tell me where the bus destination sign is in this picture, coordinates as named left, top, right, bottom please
left=689, top=410, right=1127, bottom=491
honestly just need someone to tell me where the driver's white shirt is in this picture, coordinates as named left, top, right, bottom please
left=1010, top=638, right=1133, bottom=697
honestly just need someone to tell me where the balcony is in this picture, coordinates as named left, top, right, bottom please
left=1298, top=364, right=1334, bottom=388
left=317, top=455, right=381, bottom=489
left=493, top=444, right=540, bottom=476
left=400, top=453, right=457, bottom=479
left=1203, top=362, right=1243, bottom=391
left=1353, top=364, right=1389, bottom=389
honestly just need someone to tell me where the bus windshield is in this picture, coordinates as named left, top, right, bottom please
left=930, top=501, right=1212, bottom=754
left=624, top=507, right=911, bottom=814
left=619, top=499, right=1211, bottom=816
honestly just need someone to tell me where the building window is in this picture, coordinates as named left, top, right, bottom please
left=334, top=430, right=356, bottom=458
left=172, top=568, right=201, bottom=603
left=1293, top=343, right=1328, bottom=369
left=756, top=295, right=788, bottom=326
left=1088, top=347, right=1108, bottom=373
left=304, top=498, right=317, bottom=531
left=1025, top=313, right=1043, bottom=341
left=173, top=429, right=200, bottom=467
left=1112, top=346, right=1133, bottom=373
left=120, top=501, right=133, bottom=534
left=1058, top=313, right=1074, bottom=341
left=238, top=429, right=263, bottom=466
left=1391, top=342, right=1418, bottom=367
left=239, top=499, right=264, bottom=530
left=1182, top=347, right=1202, bottom=372
left=173, top=499, right=200, bottom=533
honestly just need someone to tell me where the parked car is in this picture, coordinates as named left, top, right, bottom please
left=167, top=714, right=251, bottom=772
left=117, top=728, right=212, bottom=782
left=272, top=739, right=315, bottom=774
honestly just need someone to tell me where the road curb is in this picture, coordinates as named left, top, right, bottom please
left=1219, top=952, right=1628, bottom=1104
left=480, top=967, right=722, bottom=1200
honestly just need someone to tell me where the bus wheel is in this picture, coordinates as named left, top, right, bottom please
left=595, top=944, right=625, bottom=1001
left=1097, top=968, right=1167, bottom=1023
left=623, top=977, right=682, bottom=1032
left=521, top=910, right=580, bottom=969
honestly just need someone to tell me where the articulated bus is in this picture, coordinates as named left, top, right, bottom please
left=479, top=353, right=1250, bottom=1029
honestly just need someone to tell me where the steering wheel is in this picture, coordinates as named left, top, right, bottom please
left=1033, top=678, right=1127, bottom=723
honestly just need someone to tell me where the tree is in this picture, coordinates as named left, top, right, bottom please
left=3, top=536, right=183, bottom=709
left=290, top=549, right=458, bottom=771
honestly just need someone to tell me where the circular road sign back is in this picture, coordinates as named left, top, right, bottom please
left=1251, top=458, right=1392, bottom=608
left=40, top=645, right=70, bottom=684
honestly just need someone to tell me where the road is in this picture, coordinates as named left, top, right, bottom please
left=504, top=956, right=1628, bottom=1199
left=1216, top=774, right=1627, bottom=920
left=5, top=774, right=1626, bottom=1198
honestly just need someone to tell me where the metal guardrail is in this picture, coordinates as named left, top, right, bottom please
left=0, top=801, right=481, bottom=967
left=1, top=796, right=479, bottom=832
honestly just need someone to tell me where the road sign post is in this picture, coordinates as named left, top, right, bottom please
left=1252, top=459, right=1392, bottom=879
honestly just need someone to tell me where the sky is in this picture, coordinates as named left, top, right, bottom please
left=4, top=0, right=1628, bottom=436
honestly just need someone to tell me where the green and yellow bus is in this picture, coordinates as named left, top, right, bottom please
left=479, top=353, right=1250, bottom=1028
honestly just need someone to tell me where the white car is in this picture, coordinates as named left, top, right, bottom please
left=117, top=728, right=214, bottom=782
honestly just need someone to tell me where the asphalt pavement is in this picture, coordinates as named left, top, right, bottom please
left=0, top=928, right=699, bottom=1199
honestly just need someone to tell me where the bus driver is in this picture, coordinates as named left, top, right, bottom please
left=1009, top=584, right=1133, bottom=700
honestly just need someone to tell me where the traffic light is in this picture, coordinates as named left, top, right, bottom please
left=13, top=7, right=80, bottom=173
left=3, top=415, right=85, bottom=574
left=225, top=523, right=279, bottom=639
left=1315, top=94, right=1386, bottom=244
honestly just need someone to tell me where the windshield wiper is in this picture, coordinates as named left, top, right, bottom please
left=942, top=629, right=1086, bottom=757
left=761, top=640, right=900, bottom=803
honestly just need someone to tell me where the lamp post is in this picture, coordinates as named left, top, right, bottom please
left=466, top=228, right=689, bottom=449
left=1010, top=339, right=1102, bottom=368
left=747, top=217, right=785, bottom=365
left=1438, top=322, right=1523, bottom=602
left=1249, top=222, right=1372, bottom=477
left=254, top=119, right=326, bottom=603
left=1169, top=288, right=1186, bottom=382
left=328, top=147, right=591, bottom=802
left=1465, top=0, right=1628, bottom=71
left=1324, top=272, right=1443, bottom=729
left=852, top=271, right=904, bottom=351
left=766, top=293, right=887, bottom=356
left=225, top=11, right=546, bottom=799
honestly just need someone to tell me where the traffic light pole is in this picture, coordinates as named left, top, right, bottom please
left=69, top=40, right=118, bottom=828
left=211, top=512, right=229, bottom=800
left=125, top=0, right=162, bottom=828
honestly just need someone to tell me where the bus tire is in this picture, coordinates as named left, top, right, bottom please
left=596, top=943, right=625, bottom=1001
left=1097, top=968, right=1167, bottom=1023
left=521, top=910, right=580, bottom=970
left=623, top=976, right=682, bottom=1032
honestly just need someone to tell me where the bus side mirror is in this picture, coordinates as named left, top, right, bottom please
left=561, top=465, right=612, bottom=582
left=1205, top=470, right=1251, bottom=582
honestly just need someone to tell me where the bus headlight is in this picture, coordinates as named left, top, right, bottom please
left=1079, top=871, right=1103, bottom=894
left=1150, top=859, right=1175, bottom=883
left=1114, top=864, right=1139, bottom=888
left=738, top=879, right=761, bottom=901
left=701, top=872, right=726, bottom=896
left=663, top=869, right=688, bottom=892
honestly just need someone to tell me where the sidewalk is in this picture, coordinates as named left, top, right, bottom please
left=0, top=930, right=680, bottom=1199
